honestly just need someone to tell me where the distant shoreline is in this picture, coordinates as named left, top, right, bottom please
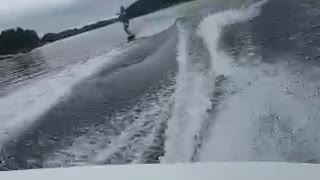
left=0, top=0, right=193, bottom=57
left=40, top=17, right=119, bottom=44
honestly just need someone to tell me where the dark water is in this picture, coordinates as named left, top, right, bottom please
left=2, top=0, right=320, bottom=171
left=224, top=0, right=320, bottom=66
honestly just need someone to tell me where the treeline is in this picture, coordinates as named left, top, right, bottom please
left=41, top=18, right=118, bottom=43
left=0, top=18, right=117, bottom=56
left=0, top=28, right=40, bottom=55
left=126, top=0, right=193, bottom=19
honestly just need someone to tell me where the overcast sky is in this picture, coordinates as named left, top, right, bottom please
left=0, top=0, right=136, bottom=36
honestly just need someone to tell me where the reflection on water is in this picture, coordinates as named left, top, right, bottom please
left=1, top=51, right=47, bottom=86
left=0, top=22, right=126, bottom=92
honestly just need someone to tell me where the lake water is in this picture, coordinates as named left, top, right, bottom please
left=2, top=0, right=320, bottom=171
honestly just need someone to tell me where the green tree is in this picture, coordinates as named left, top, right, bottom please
left=0, top=27, right=40, bottom=55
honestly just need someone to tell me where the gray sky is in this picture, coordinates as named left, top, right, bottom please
left=0, top=0, right=136, bottom=36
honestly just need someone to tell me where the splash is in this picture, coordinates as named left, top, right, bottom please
left=198, top=0, right=267, bottom=76
left=197, top=0, right=320, bottom=163
left=161, top=0, right=267, bottom=163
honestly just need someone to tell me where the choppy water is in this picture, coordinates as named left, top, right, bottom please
left=1, top=0, right=320, bottom=171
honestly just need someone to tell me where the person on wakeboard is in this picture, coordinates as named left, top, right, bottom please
left=118, top=6, right=135, bottom=41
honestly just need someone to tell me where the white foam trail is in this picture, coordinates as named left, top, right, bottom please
left=161, top=23, right=216, bottom=163
left=0, top=48, right=128, bottom=149
left=198, top=0, right=267, bottom=76
left=161, top=1, right=267, bottom=163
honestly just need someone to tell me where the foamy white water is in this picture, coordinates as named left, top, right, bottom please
left=199, top=58, right=320, bottom=162
left=161, top=23, right=215, bottom=163
left=193, top=0, right=320, bottom=163
left=198, top=0, right=267, bottom=76
left=162, top=0, right=268, bottom=163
